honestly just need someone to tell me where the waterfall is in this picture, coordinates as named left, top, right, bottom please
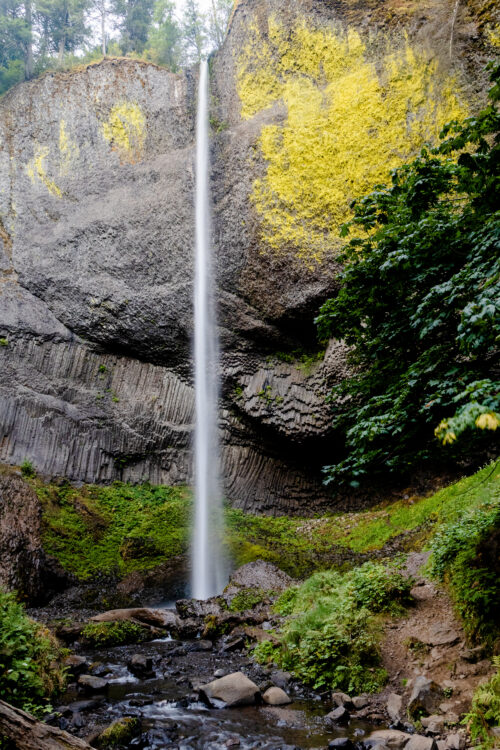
left=191, top=60, right=225, bottom=600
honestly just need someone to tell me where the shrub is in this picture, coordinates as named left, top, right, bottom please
left=316, top=62, right=500, bottom=487
left=20, top=459, right=35, bottom=478
left=257, top=562, right=410, bottom=694
left=0, top=590, right=65, bottom=716
left=463, top=656, right=500, bottom=749
left=81, top=621, right=149, bottom=647
left=430, top=501, right=500, bottom=643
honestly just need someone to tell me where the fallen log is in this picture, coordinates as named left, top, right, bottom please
left=0, top=700, right=94, bottom=749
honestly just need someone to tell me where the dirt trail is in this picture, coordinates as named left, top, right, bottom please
left=380, top=552, right=493, bottom=719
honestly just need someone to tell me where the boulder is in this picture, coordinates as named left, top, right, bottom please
left=387, top=693, right=403, bottom=723
left=405, top=737, right=437, bottom=750
left=223, top=561, right=296, bottom=604
left=421, top=716, right=445, bottom=734
left=262, top=687, right=292, bottom=706
left=127, top=654, right=154, bottom=679
left=269, top=670, right=292, bottom=690
left=199, top=672, right=261, bottom=707
left=332, top=692, right=354, bottom=709
left=328, top=740, right=355, bottom=750
left=77, top=675, right=108, bottom=692
left=366, top=730, right=412, bottom=749
left=94, top=717, right=141, bottom=748
left=352, top=695, right=369, bottom=710
left=443, top=734, right=466, bottom=750
left=326, top=706, right=350, bottom=725
left=408, top=676, right=444, bottom=719
left=63, top=655, right=88, bottom=678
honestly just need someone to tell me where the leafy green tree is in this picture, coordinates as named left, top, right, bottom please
left=112, top=0, right=153, bottom=53
left=0, top=0, right=32, bottom=92
left=36, top=0, right=91, bottom=63
left=144, top=0, right=180, bottom=69
left=205, top=0, right=231, bottom=51
left=316, top=61, right=500, bottom=488
left=180, top=0, right=204, bottom=64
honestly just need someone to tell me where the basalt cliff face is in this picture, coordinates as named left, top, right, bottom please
left=0, top=0, right=497, bottom=513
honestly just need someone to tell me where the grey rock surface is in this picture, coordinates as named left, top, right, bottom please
left=0, top=0, right=494, bottom=512
left=199, top=671, right=260, bottom=707
left=262, top=687, right=291, bottom=705
left=0, top=466, right=69, bottom=603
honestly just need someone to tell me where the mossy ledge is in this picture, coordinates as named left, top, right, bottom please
left=30, top=460, right=499, bottom=583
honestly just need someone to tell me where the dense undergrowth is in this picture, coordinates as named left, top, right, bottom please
left=464, top=656, right=500, bottom=750
left=254, top=561, right=413, bottom=694
left=430, top=497, right=500, bottom=645
left=34, top=460, right=499, bottom=581
left=0, top=590, right=65, bottom=716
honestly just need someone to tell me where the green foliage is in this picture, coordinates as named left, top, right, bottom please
left=20, top=458, right=35, bottom=477
left=95, top=717, right=141, bottom=748
left=0, top=337, right=9, bottom=346
left=258, top=563, right=410, bottom=693
left=81, top=620, right=149, bottom=647
left=463, top=656, right=500, bottom=749
left=227, top=587, right=272, bottom=612
left=0, top=590, right=65, bottom=716
left=38, top=479, right=190, bottom=579
left=316, top=62, right=500, bottom=487
left=429, top=497, right=500, bottom=643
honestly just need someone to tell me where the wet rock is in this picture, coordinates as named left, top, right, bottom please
left=222, top=636, right=245, bottom=652
left=199, top=671, right=261, bottom=707
left=91, top=663, right=112, bottom=677
left=352, top=695, right=369, bottom=710
left=262, top=687, right=292, bottom=705
left=387, top=693, right=403, bottom=723
left=175, top=598, right=224, bottom=619
left=127, top=654, right=155, bottom=678
left=63, top=654, right=88, bottom=677
left=332, top=692, right=354, bottom=709
left=187, top=639, right=213, bottom=652
left=405, top=736, right=437, bottom=750
left=77, top=674, right=108, bottom=692
left=367, top=729, right=412, bottom=748
left=72, top=713, right=86, bottom=729
left=328, top=740, right=355, bottom=750
left=326, top=706, right=350, bottom=725
left=270, top=670, right=292, bottom=689
left=408, top=676, right=444, bottom=719
left=95, top=717, right=141, bottom=748
left=421, top=716, right=445, bottom=734
left=214, top=669, right=226, bottom=678
left=67, top=699, right=104, bottom=712
left=56, top=622, right=85, bottom=643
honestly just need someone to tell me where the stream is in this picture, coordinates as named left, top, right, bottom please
left=52, top=627, right=377, bottom=749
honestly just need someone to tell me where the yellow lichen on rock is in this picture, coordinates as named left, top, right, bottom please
left=238, top=17, right=466, bottom=264
left=59, top=121, right=80, bottom=175
left=101, top=102, right=146, bottom=162
left=26, top=145, right=62, bottom=198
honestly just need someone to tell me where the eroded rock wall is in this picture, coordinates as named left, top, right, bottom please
left=0, top=0, right=497, bottom=513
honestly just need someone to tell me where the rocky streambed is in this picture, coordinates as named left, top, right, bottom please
left=29, top=562, right=472, bottom=750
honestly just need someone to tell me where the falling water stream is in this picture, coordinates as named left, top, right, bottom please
left=191, top=59, right=226, bottom=600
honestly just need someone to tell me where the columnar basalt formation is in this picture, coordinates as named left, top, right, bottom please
left=0, top=0, right=497, bottom=512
